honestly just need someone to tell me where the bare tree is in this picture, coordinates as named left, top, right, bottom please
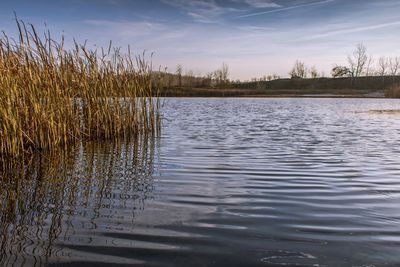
left=214, top=63, right=229, bottom=87
left=364, top=56, right=374, bottom=76
left=221, top=62, right=229, bottom=84
left=389, top=57, right=400, bottom=75
left=176, top=64, right=182, bottom=87
left=347, top=43, right=368, bottom=77
left=309, top=66, right=319, bottom=79
left=289, top=60, right=307, bottom=78
left=185, top=70, right=195, bottom=88
left=203, top=72, right=213, bottom=87
left=214, top=70, right=222, bottom=85
left=377, top=56, right=388, bottom=76
left=272, top=74, right=280, bottom=80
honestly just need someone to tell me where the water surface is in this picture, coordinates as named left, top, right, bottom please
left=1, top=98, right=400, bottom=266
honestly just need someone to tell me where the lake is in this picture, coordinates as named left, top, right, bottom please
left=1, top=98, right=400, bottom=266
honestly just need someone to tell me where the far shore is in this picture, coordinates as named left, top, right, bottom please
left=161, top=95, right=387, bottom=98
left=158, top=75, right=399, bottom=99
left=159, top=87, right=388, bottom=98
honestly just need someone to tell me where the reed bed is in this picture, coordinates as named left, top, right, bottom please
left=385, top=84, right=400, bottom=98
left=0, top=18, right=160, bottom=156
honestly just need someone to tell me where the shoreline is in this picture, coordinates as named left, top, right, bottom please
left=160, top=95, right=389, bottom=99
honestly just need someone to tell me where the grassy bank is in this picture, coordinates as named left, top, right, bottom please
left=0, top=19, right=160, bottom=156
left=385, top=84, right=400, bottom=98
left=160, top=76, right=400, bottom=97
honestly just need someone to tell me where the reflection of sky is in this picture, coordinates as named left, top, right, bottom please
left=1, top=0, right=400, bottom=79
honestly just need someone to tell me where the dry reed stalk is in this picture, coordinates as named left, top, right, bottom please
left=0, top=17, right=160, bottom=156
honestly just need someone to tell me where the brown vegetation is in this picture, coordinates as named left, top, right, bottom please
left=0, top=18, right=160, bottom=156
left=385, top=84, right=400, bottom=98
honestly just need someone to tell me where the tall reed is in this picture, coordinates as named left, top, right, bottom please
left=0, top=18, right=160, bottom=156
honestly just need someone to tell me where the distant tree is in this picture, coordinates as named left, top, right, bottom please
left=289, top=60, right=307, bottom=78
left=331, top=65, right=351, bottom=78
left=377, top=56, right=389, bottom=76
left=272, top=74, right=280, bottom=80
left=347, top=43, right=368, bottom=77
left=267, top=75, right=272, bottom=81
left=176, top=64, right=183, bottom=87
left=186, top=70, right=194, bottom=87
left=214, top=71, right=220, bottom=83
left=389, top=57, right=400, bottom=75
left=364, top=56, right=374, bottom=76
left=221, top=62, right=229, bottom=84
left=309, top=66, right=319, bottom=79
left=163, top=67, right=173, bottom=88
left=203, top=72, right=213, bottom=87
left=214, top=63, right=229, bottom=87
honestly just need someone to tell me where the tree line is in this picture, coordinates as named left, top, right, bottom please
left=332, top=44, right=399, bottom=78
left=154, top=63, right=230, bottom=89
left=289, top=43, right=400, bottom=79
left=155, top=43, right=400, bottom=90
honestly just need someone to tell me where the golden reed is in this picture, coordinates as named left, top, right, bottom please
left=0, top=17, right=160, bottom=156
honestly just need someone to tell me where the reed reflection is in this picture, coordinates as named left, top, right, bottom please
left=0, top=136, right=158, bottom=266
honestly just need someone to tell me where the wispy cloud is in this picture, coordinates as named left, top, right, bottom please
left=236, top=25, right=274, bottom=33
left=160, top=0, right=282, bottom=23
left=238, top=0, right=335, bottom=18
left=161, top=0, right=235, bottom=23
left=84, top=19, right=165, bottom=37
left=303, top=21, right=400, bottom=40
left=186, top=11, right=218, bottom=23
left=232, top=0, right=281, bottom=9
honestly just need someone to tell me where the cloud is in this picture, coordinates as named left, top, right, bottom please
left=303, top=21, right=400, bottom=40
left=238, top=0, right=335, bottom=18
left=161, top=0, right=234, bottom=23
left=236, top=25, right=273, bottom=33
left=74, top=0, right=400, bottom=80
left=160, top=0, right=284, bottom=23
left=84, top=20, right=165, bottom=37
left=186, top=12, right=217, bottom=23
left=232, top=0, right=281, bottom=8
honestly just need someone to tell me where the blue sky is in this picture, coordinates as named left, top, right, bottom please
left=1, top=0, right=400, bottom=79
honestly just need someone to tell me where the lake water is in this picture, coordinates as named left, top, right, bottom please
left=1, top=98, right=400, bottom=267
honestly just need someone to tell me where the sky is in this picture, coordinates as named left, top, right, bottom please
left=0, top=0, right=400, bottom=80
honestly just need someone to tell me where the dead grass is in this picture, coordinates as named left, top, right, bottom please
left=385, top=84, right=400, bottom=98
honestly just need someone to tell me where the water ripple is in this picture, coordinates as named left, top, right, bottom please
left=1, top=98, right=400, bottom=266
